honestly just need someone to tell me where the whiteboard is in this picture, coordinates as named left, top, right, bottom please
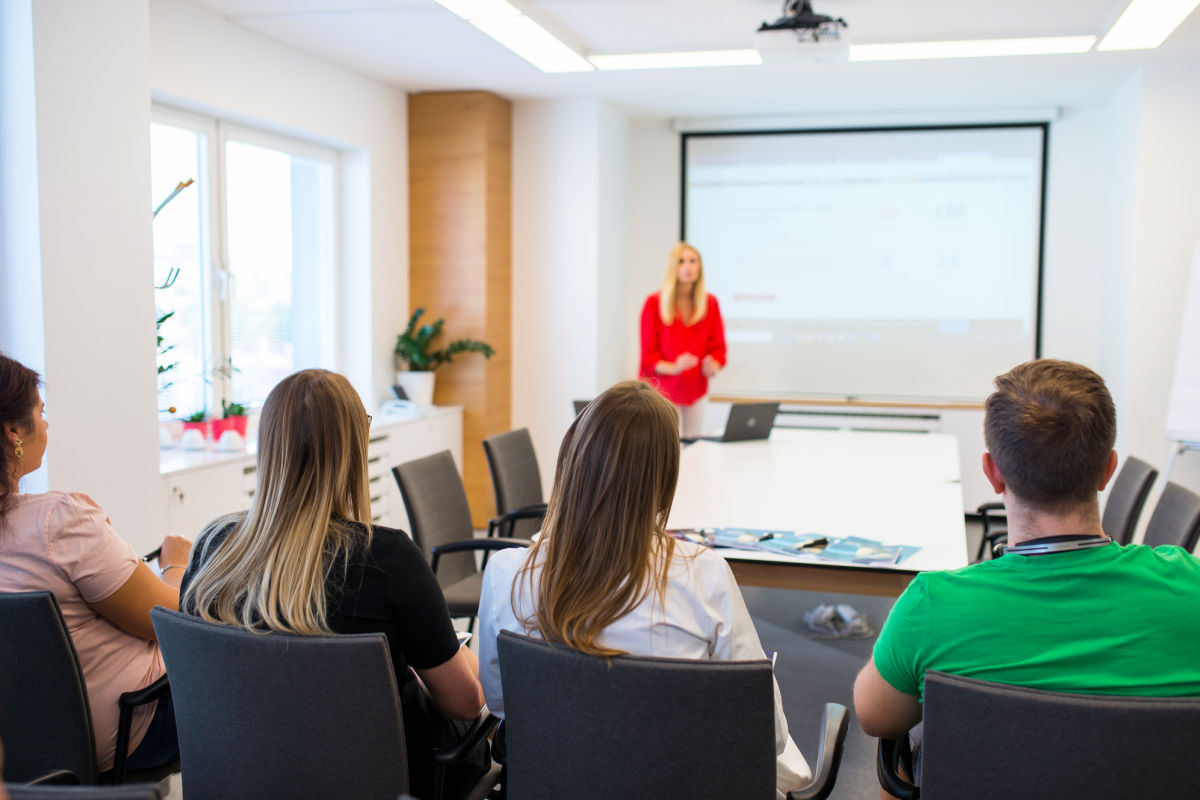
left=1166, top=242, right=1200, bottom=444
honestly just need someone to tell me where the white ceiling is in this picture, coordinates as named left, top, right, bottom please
left=186, top=0, right=1200, bottom=117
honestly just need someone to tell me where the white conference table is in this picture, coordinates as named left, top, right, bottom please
left=668, top=428, right=969, bottom=597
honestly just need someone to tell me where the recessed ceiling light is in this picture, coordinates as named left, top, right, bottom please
left=849, top=36, right=1097, bottom=61
left=590, top=50, right=763, bottom=70
left=470, top=16, right=594, bottom=72
left=431, top=0, right=521, bottom=20
left=1098, top=0, right=1200, bottom=51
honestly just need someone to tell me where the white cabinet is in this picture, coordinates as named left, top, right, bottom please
left=163, top=461, right=250, bottom=537
left=160, top=407, right=463, bottom=536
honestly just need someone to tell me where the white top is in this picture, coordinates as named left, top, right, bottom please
left=478, top=540, right=811, bottom=799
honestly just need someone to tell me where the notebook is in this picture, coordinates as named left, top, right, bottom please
left=692, top=402, right=780, bottom=443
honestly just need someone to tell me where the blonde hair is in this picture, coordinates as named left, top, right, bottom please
left=516, top=380, right=681, bottom=656
left=183, top=369, right=373, bottom=635
left=659, top=242, right=708, bottom=325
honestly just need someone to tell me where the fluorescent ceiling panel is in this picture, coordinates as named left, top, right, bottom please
left=471, top=15, right=594, bottom=72
left=849, top=36, right=1096, bottom=61
left=590, top=49, right=762, bottom=70
left=1098, top=0, right=1200, bottom=50
left=431, top=0, right=520, bottom=19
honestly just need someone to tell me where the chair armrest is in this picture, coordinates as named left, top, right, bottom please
left=789, top=703, right=850, bottom=800
left=486, top=504, right=548, bottom=539
left=876, top=737, right=919, bottom=800
left=431, top=538, right=529, bottom=574
left=112, top=674, right=171, bottom=782
left=432, top=709, right=501, bottom=764
left=26, top=770, right=81, bottom=786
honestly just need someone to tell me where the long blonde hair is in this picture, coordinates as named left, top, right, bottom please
left=659, top=242, right=708, bottom=325
left=183, top=369, right=373, bottom=634
left=516, top=380, right=681, bottom=656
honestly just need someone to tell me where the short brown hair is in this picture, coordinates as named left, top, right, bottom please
left=984, top=359, right=1116, bottom=511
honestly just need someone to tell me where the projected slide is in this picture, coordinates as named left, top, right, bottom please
left=684, top=125, right=1044, bottom=402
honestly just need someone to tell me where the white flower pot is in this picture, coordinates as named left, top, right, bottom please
left=395, top=370, right=436, bottom=406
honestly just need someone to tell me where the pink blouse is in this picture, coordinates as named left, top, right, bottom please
left=0, top=491, right=162, bottom=771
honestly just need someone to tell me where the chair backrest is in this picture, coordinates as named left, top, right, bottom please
left=496, top=631, right=775, bottom=800
left=1141, top=481, right=1200, bottom=551
left=392, top=450, right=477, bottom=585
left=1102, top=456, right=1159, bottom=545
left=481, top=428, right=544, bottom=540
left=921, top=670, right=1200, bottom=799
left=0, top=592, right=98, bottom=783
left=150, top=608, right=408, bottom=800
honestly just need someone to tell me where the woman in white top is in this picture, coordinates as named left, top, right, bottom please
left=477, top=379, right=809, bottom=799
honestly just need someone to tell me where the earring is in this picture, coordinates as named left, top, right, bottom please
left=13, top=439, right=22, bottom=459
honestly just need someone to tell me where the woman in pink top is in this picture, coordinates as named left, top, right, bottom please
left=0, top=354, right=191, bottom=774
left=639, top=242, right=727, bottom=438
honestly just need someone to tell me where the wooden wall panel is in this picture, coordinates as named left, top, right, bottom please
left=409, top=91, right=512, bottom=528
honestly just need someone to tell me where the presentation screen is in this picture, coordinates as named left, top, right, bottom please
left=682, top=124, right=1046, bottom=402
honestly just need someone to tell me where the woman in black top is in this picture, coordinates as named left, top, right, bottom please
left=180, top=369, right=484, bottom=798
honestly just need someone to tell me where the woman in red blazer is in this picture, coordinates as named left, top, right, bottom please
left=639, top=242, right=727, bottom=436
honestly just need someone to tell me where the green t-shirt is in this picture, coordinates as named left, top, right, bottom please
left=873, top=543, right=1200, bottom=701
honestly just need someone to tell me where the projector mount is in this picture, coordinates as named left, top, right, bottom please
left=757, top=0, right=848, bottom=43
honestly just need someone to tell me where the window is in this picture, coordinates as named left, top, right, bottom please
left=151, top=108, right=339, bottom=418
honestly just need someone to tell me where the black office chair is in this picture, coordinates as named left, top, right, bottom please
left=1101, top=456, right=1159, bottom=545
left=496, top=631, right=849, bottom=800
left=482, top=428, right=547, bottom=540
left=151, top=607, right=499, bottom=800
left=393, top=451, right=528, bottom=630
left=877, top=670, right=1200, bottom=799
left=6, top=783, right=163, bottom=800
left=0, top=591, right=175, bottom=786
left=1141, top=481, right=1200, bottom=551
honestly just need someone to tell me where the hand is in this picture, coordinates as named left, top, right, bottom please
left=159, top=534, right=193, bottom=570
left=701, top=355, right=721, bottom=378
left=674, top=352, right=700, bottom=372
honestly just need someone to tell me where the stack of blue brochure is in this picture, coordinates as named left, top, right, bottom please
left=669, top=527, right=920, bottom=566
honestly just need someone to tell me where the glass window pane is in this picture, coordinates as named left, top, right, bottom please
left=225, top=140, right=335, bottom=407
left=151, top=122, right=209, bottom=421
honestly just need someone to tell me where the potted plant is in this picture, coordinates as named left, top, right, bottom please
left=181, top=410, right=209, bottom=440
left=211, top=399, right=248, bottom=439
left=394, top=308, right=495, bottom=405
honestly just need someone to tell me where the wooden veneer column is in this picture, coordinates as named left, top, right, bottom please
left=409, top=91, right=512, bottom=528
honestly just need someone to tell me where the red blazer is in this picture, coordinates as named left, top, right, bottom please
left=639, top=292, right=727, bottom=406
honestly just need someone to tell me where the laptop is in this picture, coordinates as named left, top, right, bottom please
left=690, top=402, right=780, bottom=443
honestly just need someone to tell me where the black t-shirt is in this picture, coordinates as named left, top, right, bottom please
left=179, top=518, right=471, bottom=797
left=179, top=518, right=461, bottom=688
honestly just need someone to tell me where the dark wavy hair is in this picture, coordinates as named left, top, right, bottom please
left=0, top=353, right=42, bottom=520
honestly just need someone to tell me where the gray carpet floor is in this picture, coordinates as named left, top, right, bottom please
left=745, top=586, right=895, bottom=800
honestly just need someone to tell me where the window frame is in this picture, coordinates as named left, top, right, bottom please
left=152, top=104, right=342, bottom=415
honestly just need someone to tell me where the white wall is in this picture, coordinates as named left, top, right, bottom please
left=511, top=97, right=628, bottom=492
left=1124, top=59, right=1200, bottom=496
left=27, top=0, right=160, bottom=548
left=516, top=60, right=1200, bottom=509
left=149, top=0, right=409, bottom=413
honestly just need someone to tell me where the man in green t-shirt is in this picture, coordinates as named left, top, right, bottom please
left=853, top=360, right=1200, bottom=772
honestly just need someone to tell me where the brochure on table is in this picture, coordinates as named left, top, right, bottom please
left=669, top=527, right=920, bottom=566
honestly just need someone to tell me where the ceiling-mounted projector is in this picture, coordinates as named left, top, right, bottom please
left=755, top=0, right=850, bottom=62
